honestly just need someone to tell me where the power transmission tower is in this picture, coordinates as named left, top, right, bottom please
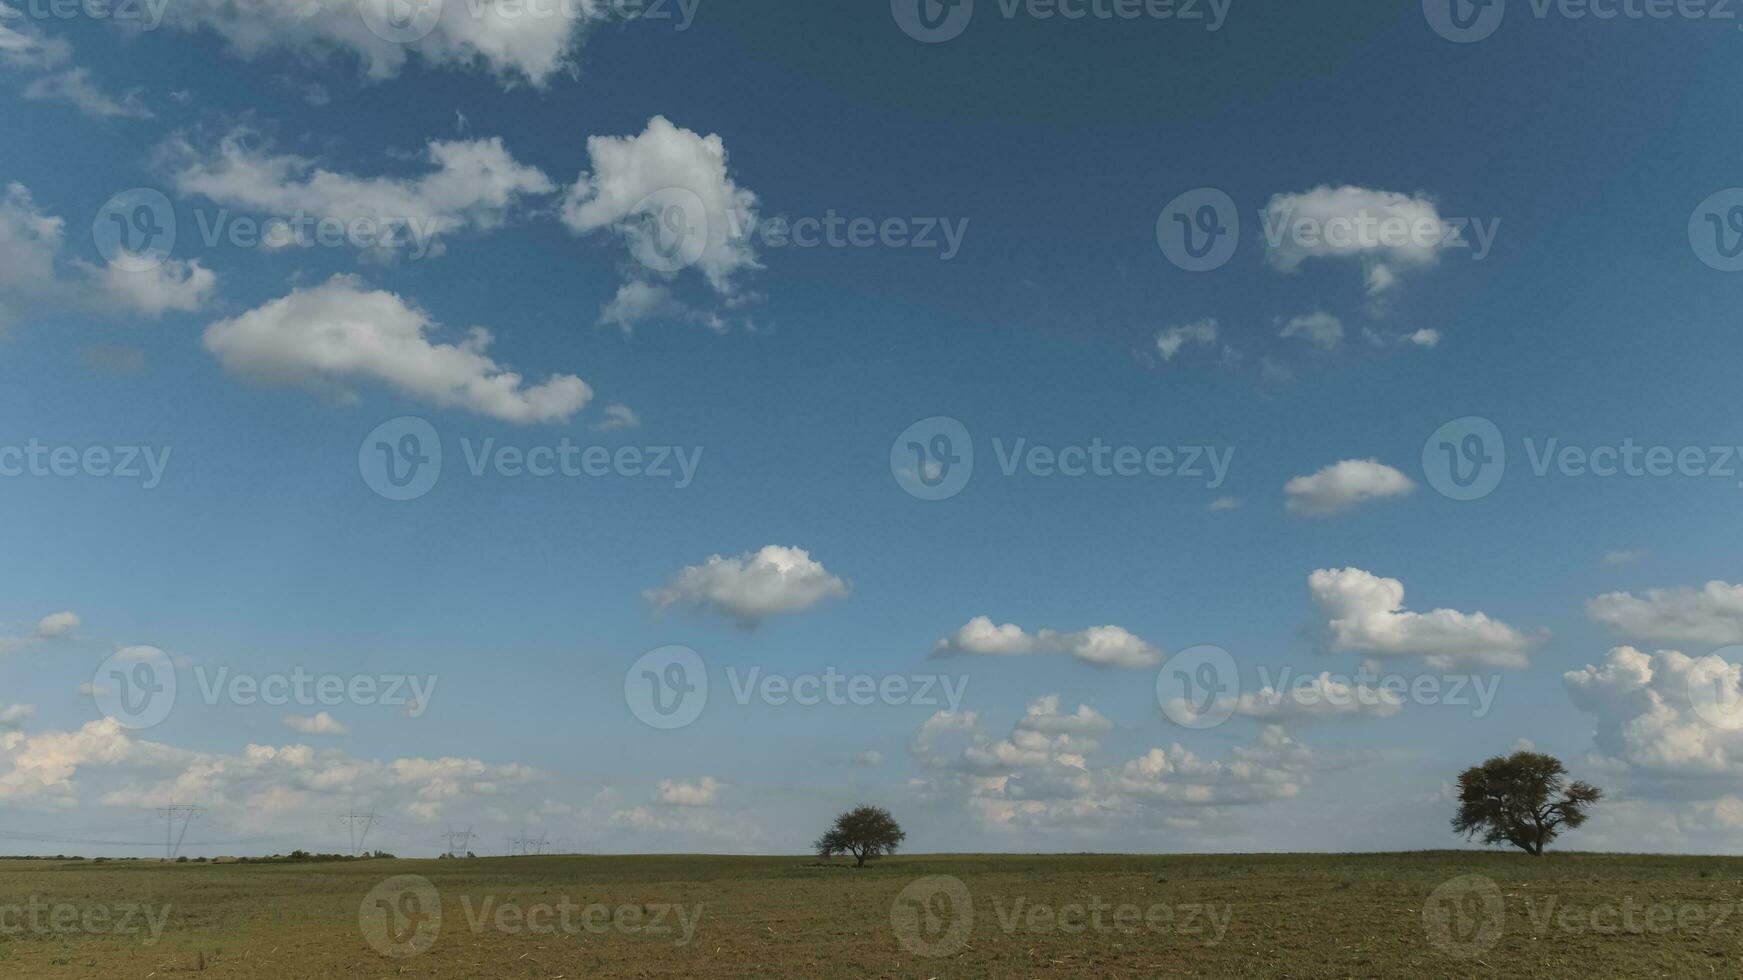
left=342, top=810, right=378, bottom=857
left=442, top=826, right=475, bottom=858
left=156, top=804, right=203, bottom=861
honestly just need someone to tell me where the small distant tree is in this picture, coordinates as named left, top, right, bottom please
left=815, top=805, right=906, bottom=868
left=1452, top=751, right=1603, bottom=856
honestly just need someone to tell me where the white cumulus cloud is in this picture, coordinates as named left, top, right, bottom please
left=931, top=617, right=1162, bottom=668
left=203, top=275, right=592, bottom=423
left=1587, top=581, right=1743, bottom=649
left=1309, top=567, right=1534, bottom=669
left=645, top=545, right=848, bottom=626
left=282, top=712, right=349, bottom=736
left=1262, top=185, right=1451, bottom=296
left=1285, top=459, right=1415, bottom=517
left=560, top=116, right=761, bottom=301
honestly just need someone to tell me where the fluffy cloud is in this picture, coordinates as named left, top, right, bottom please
left=0, top=704, right=34, bottom=730
left=0, top=183, right=213, bottom=328
left=0, top=720, right=540, bottom=825
left=1565, top=646, right=1743, bottom=792
left=591, top=403, right=640, bottom=432
left=931, top=617, right=1163, bottom=668
left=283, top=712, right=349, bottom=736
left=561, top=116, right=761, bottom=301
left=164, top=130, right=554, bottom=258
left=155, top=0, right=602, bottom=85
left=1284, top=459, right=1415, bottom=517
left=644, top=546, right=848, bottom=626
left=654, top=777, right=720, bottom=806
left=0, top=611, right=80, bottom=656
left=1278, top=311, right=1343, bottom=350
left=596, top=281, right=725, bottom=333
left=1308, top=567, right=1534, bottom=669
left=203, top=275, right=591, bottom=423
left=1155, top=318, right=1219, bottom=361
left=911, top=696, right=1321, bottom=833
left=0, top=7, right=71, bottom=70
left=1587, top=581, right=1743, bottom=648
left=23, top=68, right=151, bottom=119
left=1262, top=185, right=1450, bottom=295
left=75, top=255, right=216, bottom=316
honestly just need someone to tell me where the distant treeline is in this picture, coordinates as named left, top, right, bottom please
left=1, top=850, right=397, bottom=863
left=235, top=850, right=397, bottom=864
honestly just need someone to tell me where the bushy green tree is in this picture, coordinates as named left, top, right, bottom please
left=1452, top=751, right=1602, bottom=855
left=815, top=805, right=906, bottom=868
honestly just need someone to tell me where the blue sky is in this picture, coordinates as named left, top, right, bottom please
left=2, top=0, right=1743, bottom=856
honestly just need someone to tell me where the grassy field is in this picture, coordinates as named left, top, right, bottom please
left=0, top=851, right=1737, bottom=977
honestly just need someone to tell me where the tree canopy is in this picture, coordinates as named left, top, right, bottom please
left=815, top=805, right=906, bottom=868
left=1452, top=751, right=1602, bottom=856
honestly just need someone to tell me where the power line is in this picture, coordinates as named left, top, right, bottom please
left=341, top=811, right=378, bottom=857
left=441, top=826, right=475, bottom=858
left=156, top=804, right=203, bottom=861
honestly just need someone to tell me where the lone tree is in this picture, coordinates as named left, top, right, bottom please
left=815, top=805, right=906, bottom=868
left=1452, top=751, right=1603, bottom=856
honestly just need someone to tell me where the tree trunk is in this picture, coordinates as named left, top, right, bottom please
left=854, top=851, right=866, bottom=868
